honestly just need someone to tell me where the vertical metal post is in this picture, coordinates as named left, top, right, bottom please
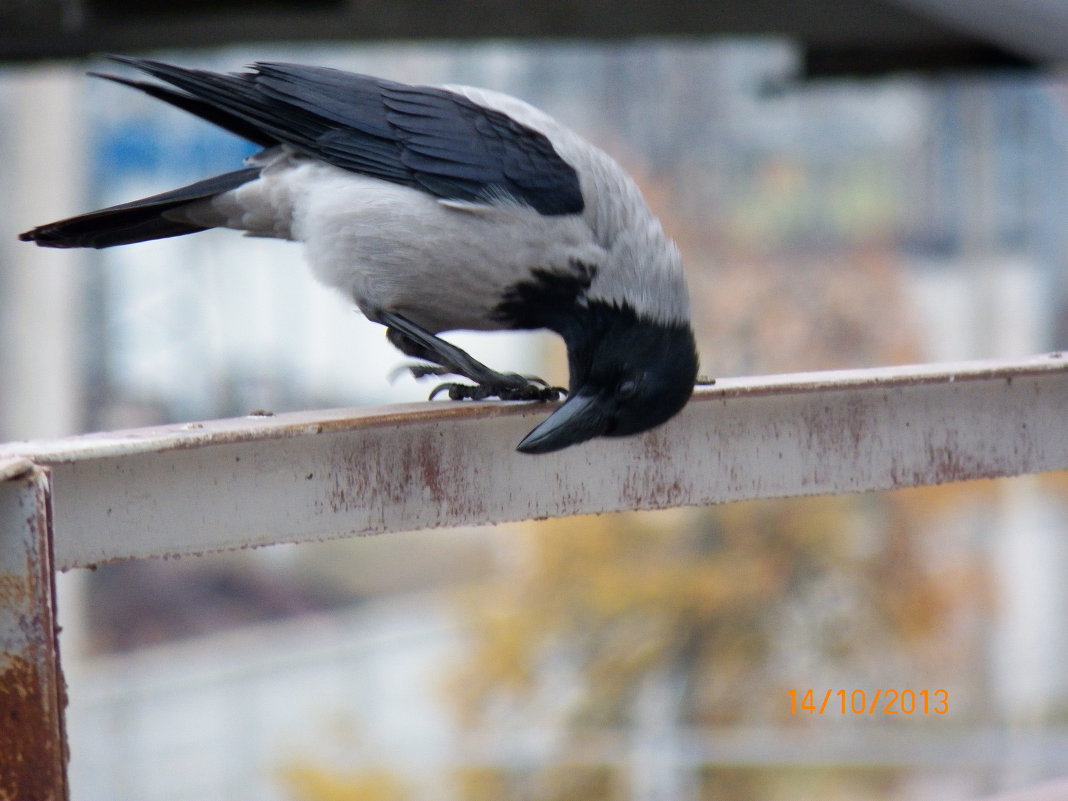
left=0, top=459, right=68, bottom=801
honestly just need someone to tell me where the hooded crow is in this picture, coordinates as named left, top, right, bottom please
left=19, top=56, right=699, bottom=454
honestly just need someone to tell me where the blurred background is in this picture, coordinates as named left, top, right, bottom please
left=2, top=3, right=1068, bottom=800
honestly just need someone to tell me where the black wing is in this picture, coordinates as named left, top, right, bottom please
left=106, top=56, right=585, bottom=216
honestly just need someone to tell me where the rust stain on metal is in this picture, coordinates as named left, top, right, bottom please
left=799, top=394, right=871, bottom=458
left=0, top=468, right=68, bottom=801
left=923, top=444, right=992, bottom=485
left=620, top=427, right=689, bottom=508
left=323, top=420, right=489, bottom=530
left=413, top=433, right=448, bottom=507
left=0, top=655, right=68, bottom=801
left=0, top=573, right=29, bottom=611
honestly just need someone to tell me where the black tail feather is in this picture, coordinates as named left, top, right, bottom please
left=19, top=167, right=260, bottom=249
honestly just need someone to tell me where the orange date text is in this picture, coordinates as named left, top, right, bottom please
left=787, top=688, right=949, bottom=715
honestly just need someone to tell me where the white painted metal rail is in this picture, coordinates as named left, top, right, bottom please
left=2, top=352, right=1068, bottom=799
left=3, top=353, right=1068, bottom=570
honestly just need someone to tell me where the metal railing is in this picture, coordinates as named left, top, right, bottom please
left=3, top=352, right=1068, bottom=800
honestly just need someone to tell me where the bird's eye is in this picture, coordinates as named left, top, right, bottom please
left=617, top=378, right=639, bottom=399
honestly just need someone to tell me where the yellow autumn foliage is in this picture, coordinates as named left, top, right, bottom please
left=448, top=486, right=987, bottom=730
left=278, top=762, right=410, bottom=801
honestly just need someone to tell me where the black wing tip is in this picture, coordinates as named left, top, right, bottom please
left=91, top=55, right=182, bottom=84
left=87, top=70, right=145, bottom=90
left=99, top=54, right=207, bottom=79
left=102, top=54, right=160, bottom=68
left=89, top=54, right=174, bottom=86
left=82, top=56, right=162, bottom=87
left=102, top=54, right=254, bottom=78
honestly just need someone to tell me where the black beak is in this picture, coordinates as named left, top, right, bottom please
left=516, top=391, right=610, bottom=454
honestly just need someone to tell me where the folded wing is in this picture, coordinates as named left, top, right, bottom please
left=105, top=56, right=585, bottom=216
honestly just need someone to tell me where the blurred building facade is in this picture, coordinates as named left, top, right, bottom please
left=2, top=39, right=1068, bottom=801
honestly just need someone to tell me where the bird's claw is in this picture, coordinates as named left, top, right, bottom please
left=428, top=380, right=565, bottom=402
left=394, top=360, right=564, bottom=402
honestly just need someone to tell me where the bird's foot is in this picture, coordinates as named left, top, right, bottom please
left=392, top=360, right=564, bottom=401
left=696, top=374, right=717, bottom=387
left=381, top=312, right=564, bottom=403
left=428, top=375, right=565, bottom=402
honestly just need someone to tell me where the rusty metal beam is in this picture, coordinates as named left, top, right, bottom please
left=0, top=462, right=68, bottom=801
left=0, top=353, right=1066, bottom=572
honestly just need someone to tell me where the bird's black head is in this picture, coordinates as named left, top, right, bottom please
left=516, top=304, right=698, bottom=454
